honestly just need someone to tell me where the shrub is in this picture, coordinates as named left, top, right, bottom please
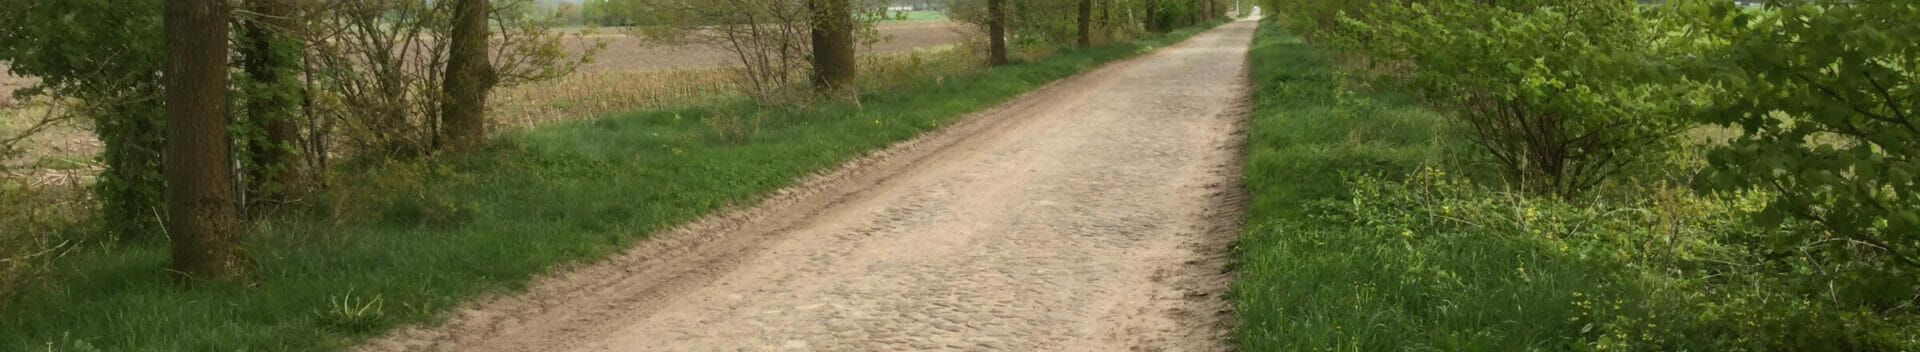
left=1338, top=0, right=1689, bottom=197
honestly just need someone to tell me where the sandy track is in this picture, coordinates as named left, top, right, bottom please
left=365, top=18, right=1257, bottom=352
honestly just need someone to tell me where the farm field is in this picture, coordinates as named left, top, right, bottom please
left=557, top=20, right=967, bottom=73
left=0, top=20, right=969, bottom=172
left=0, top=63, right=29, bottom=104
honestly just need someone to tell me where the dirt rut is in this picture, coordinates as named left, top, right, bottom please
left=364, top=18, right=1258, bottom=352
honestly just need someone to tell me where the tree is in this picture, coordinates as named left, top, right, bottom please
left=437, top=0, right=496, bottom=153
left=240, top=0, right=304, bottom=209
left=1077, top=0, right=1092, bottom=48
left=810, top=0, right=856, bottom=92
left=1335, top=0, right=1681, bottom=197
left=1144, top=0, right=1158, bottom=31
left=0, top=0, right=168, bottom=240
left=1701, top=0, right=1920, bottom=269
left=163, top=0, right=251, bottom=280
left=988, top=0, right=1008, bottom=65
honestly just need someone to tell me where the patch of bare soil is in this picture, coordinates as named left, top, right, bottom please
left=566, top=21, right=969, bottom=73
left=0, top=62, right=33, bottom=104
left=364, top=18, right=1259, bottom=352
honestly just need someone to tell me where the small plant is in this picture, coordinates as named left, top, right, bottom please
left=316, top=289, right=386, bottom=333
left=42, top=332, right=103, bottom=352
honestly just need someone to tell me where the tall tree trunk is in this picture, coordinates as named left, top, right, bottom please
left=809, top=0, right=855, bottom=92
left=987, top=0, right=1007, bottom=65
left=164, top=0, right=252, bottom=281
left=1076, top=0, right=1091, bottom=48
left=437, top=0, right=495, bottom=153
left=1145, top=0, right=1158, bottom=32
left=242, top=0, right=302, bottom=211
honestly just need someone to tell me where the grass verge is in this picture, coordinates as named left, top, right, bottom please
left=1234, top=20, right=1919, bottom=351
left=0, top=22, right=1225, bottom=351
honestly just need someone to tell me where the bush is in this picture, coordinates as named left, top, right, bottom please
left=1336, top=0, right=1689, bottom=197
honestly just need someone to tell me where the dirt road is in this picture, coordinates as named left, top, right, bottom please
left=367, top=17, right=1257, bottom=352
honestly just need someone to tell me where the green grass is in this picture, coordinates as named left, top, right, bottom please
left=1233, top=20, right=1920, bottom=351
left=1234, top=23, right=1459, bottom=223
left=0, top=23, right=1225, bottom=351
left=1232, top=20, right=1465, bottom=351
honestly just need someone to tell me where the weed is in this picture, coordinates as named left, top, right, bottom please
left=316, top=290, right=385, bottom=333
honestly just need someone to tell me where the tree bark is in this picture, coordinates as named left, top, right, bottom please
left=437, top=0, right=495, bottom=153
left=242, top=0, right=302, bottom=210
left=809, top=0, right=855, bottom=92
left=988, top=0, right=1007, bottom=65
left=1076, top=0, right=1092, bottom=48
left=164, top=0, right=252, bottom=281
left=1145, top=0, right=1158, bottom=32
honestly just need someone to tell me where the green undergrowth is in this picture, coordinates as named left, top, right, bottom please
left=1233, top=21, right=1919, bottom=352
left=0, top=22, right=1225, bottom=351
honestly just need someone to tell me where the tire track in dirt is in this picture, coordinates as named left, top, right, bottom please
left=363, top=17, right=1258, bottom=352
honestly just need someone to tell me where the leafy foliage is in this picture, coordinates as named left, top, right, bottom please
left=1236, top=23, right=1920, bottom=351
left=0, top=0, right=167, bottom=240
left=1330, top=0, right=1688, bottom=197
left=1697, top=0, right=1920, bottom=270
